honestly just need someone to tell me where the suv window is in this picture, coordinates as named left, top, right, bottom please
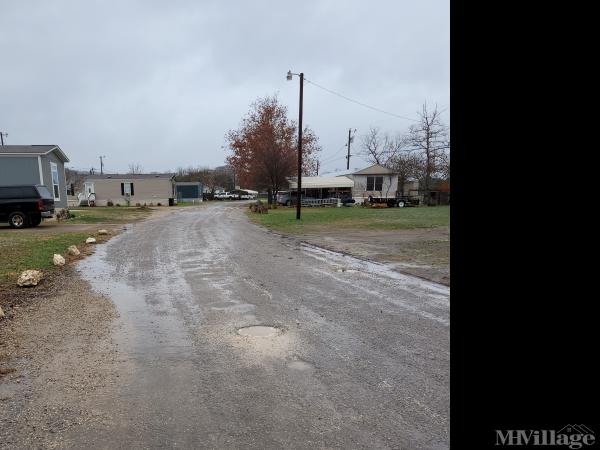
left=0, top=186, right=38, bottom=198
left=36, top=186, right=53, bottom=199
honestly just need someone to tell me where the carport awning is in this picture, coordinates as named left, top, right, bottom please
left=288, top=176, right=353, bottom=189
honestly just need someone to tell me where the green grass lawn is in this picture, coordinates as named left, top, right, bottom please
left=248, top=205, right=450, bottom=232
left=65, top=206, right=153, bottom=224
left=0, top=231, right=90, bottom=283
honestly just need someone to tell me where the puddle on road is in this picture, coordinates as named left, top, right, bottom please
left=302, top=243, right=450, bottom=297
left=287, top=360, right=314, bottom=371
left=76, top=236, right=197, bottom=362
left=237, top=326, right=280, bottom=337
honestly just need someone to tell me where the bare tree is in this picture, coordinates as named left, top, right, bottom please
left=65, top=168, right=86, bottom=195
left=128, top=163, right=144, bottom=174
left=194, top=168, right=218, bottom=193
left=174, top=166, right=231, bottom=194
left=361, top=127, right=385, bottom=165
left=361, top=127, right=404, bottom=167
left=387, top=151, right=421, bottom=196
left=403, top=104, right=450, bottom=203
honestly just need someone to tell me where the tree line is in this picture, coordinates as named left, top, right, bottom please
left=224, top=95, right=449, bottom=205
left=360, top=104, right=450, bottom=201
left=174, top=166, right=235, bottom=193
left=225, top=95, right=321, bottom=204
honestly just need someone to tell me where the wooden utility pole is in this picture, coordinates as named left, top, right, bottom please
left=0, top=132, right=7, bottom=146
left=345, top=128, right=356, bottom=170
left=296, top=72, right=304, bottom=220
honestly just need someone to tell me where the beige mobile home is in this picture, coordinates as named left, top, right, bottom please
left=80, top=173, right=175, bottom=206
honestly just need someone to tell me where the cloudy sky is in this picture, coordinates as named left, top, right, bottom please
left=0, top=0, right=449, bottom=175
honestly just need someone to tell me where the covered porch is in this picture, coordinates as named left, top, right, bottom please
left=287, top=176, right=354, bottom=201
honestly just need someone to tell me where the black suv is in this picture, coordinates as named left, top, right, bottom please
left=0, top=185, right=55, bottom=228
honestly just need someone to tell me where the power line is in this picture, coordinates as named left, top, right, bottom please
left=304, top=78, right=419, bottom=122
left=319, top=144, right=347, bottom=164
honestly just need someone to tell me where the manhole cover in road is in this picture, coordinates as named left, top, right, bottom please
left=237, top=326, right=280, bottom=337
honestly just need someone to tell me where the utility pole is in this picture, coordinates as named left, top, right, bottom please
left=316, top=160, right=319, bottom=176
left=0, top=132, right=7, bottom=146
left=99, top=155, right=106, bottom=174
left=296, top=73, right=304, bottom=220
left=346, top=128, right=356, bottom=170
left=286, top=69, right=304, bottom=220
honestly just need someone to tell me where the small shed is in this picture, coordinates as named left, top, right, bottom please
left=175, top=182, right=204, bottom=202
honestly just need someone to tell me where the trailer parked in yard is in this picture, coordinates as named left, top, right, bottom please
left=367, top=195, right=420, bottom=208
left=395, top=195, right=420, bottom=207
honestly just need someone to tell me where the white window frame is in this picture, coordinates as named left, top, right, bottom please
left=50, top=162, right=60, bottom=201
left=123, top=182, right=132, bottom=196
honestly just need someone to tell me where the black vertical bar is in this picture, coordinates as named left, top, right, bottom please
left=347, top=128, right=351, bottom=170
left=296, top=73, right=304, bottom=220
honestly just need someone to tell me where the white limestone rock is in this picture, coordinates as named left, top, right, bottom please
left=67, top=245, right=80, bottom=256
left=17, top=270, right=43, bottom=287
left=53, top=254, right=66, bottom=266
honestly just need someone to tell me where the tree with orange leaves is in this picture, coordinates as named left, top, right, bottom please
left=225, top=95, right=320, bottom=204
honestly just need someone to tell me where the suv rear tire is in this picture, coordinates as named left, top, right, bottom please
left=8, top=212, right=29, bottom=229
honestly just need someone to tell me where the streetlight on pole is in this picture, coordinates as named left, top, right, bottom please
left=287, top=70, right=304, bottom=220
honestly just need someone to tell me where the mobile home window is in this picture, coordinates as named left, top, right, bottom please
left=366, top=176, right=383, bottom=191
left=50, top=162, right=60, bottom=200
left=121, top=182, right=134, bottom=196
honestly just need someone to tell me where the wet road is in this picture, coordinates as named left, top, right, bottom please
left=76, top=202, right=449, bottom=449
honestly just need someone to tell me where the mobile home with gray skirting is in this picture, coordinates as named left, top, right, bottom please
left=0, top=145, right=70, bottom=209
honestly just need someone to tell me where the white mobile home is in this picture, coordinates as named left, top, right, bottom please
left=80, top=173, right=176, bottom=206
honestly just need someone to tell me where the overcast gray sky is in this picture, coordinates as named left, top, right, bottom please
left=0, top=0, right=449, bottom=175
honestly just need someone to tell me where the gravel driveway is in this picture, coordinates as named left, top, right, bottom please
left=1, top=202, right=449, bottom=449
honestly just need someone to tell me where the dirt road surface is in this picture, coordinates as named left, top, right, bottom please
left=0, top=202, right=449, bottom=449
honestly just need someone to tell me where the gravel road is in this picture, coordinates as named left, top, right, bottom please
left=1, top=202, right=449, bottom=449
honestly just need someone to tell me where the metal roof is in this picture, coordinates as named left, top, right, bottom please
left=288, top=176, right=354, bottom=189
left=85, top=173, right=175, bottom=180
left=320, top=164, right=395, bottom=177
left=0, top=145, right=70, bottom=162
